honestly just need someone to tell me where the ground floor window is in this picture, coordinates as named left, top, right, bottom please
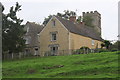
left=34, top=47, right=39, bottom=56
left=25, top=49, right=30, bottom=55
left=50, top=46, right=58, bottom=56
left=48, top=44, right=59, bottom=56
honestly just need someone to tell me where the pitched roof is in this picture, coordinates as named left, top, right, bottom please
left=55, top=16, right=103, bottom=41
left=26, top=22, right=44, bottom=35
left=25, top=22, right=44, bottom=47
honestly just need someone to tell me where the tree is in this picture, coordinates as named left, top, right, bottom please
left=76, top=16, right=82, bottom=23
left=111, top=41, right=120, bottom=51
left=43, top=10, right=76, bottom=26
left=83, top=16, right=94, bottom=27
left=102, top=40, right=112, bottom=50
left=43, top=10, right=94, bottom=28
left=43, top=15, right=52, bottom=26
left=2, top=2, right=26, bottom=55
left=62, top=10, right=76, bottom=20
left=101, top=43, right=105, bottom=49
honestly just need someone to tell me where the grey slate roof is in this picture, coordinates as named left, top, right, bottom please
left=55, top=16, right=103, bottom=41
left=25, top=22, right=44, bottom=47
left=26, top=22, right=44, bottom=35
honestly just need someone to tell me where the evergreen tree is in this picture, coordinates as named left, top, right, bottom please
left=2, top=2, right=26, bottom=54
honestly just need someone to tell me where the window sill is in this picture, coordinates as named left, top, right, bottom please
left=51, top=40, right=57, bottom=42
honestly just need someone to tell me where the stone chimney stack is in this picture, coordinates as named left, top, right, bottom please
left=69, top=16, right=76, bottom=22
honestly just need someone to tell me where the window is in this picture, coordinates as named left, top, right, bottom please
left=25, top=38, right=29, bottom=44
left=91, top=40, right=95, bottom=46
left=52, top=20, right=56, bottom=26
left=25, top=49, right=30, bottom=54
left=51, top=33, right=56, bottom=41
left=34, top=47, right=39, bottom=56
left=25, top=36, right=31, bottom=44
left=50, top=46, right=58, bottom=56
left=51, top=46, right=58, bottom=52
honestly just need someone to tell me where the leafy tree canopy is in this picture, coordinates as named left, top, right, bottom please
left=83, top=16, right=94, bottom=27
left=43, top=10, right=93, bottom=27
left=111, top=41, right=120, bottom=50
left=43, top=10, right=76, bottom=26
left=101, top=40, right=112, bottom=50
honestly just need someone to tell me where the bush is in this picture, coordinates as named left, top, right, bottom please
left=111, top=48, right=118, bottom=52
left=73, top=46, right=90, bottom=54
left=80, top=46, right=90, bottom=50
left=98, top=49, right=109, bottom=53
left=115, top=51, right=120, bottom=54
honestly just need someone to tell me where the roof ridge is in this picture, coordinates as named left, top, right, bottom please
left=55, top=16, right=103, bottom=41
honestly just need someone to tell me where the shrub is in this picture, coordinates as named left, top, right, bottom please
left=115, top=51, right=120, bottom=54
left=98, top=49, right=109, bottom=53
left=111, top=48, right=118, bottom=52
left=74, top=46, right=90, bottom=54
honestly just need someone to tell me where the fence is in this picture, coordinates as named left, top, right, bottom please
left=2, top=48, right=100, bottom=60
left=2, top=52, right=33, bottom=60
left=41, top=48, right=98, bottom=56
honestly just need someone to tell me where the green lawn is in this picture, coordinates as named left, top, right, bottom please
left=2, top=51, right=119, bottom=78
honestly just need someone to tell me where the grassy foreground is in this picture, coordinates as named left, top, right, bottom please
left=2, top=51, right=119, bottom=78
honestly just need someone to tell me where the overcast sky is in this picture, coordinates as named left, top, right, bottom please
left=1, top=0, right=119, bottom=41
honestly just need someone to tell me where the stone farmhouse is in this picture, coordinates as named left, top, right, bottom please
left=24, top=11, right=103, bottom=56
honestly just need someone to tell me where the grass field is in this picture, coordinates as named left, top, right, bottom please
left=2, top=51, right=119, bottom=78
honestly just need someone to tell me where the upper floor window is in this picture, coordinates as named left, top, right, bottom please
left=52, top=20, right=56, bottom=26
left=51, top=33, right=56, bottom=41
left=91, top=40, right=95, bottom=46
left=25, top=38, right=29, bottom=44
left=25, top=36, right=31, bottom=44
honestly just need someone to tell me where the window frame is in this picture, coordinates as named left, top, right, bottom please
left=52, top=19, right=56, bottom=27
left=51, top=33, right=57, bottom=41
left=91, top=40, right=95, bottom=46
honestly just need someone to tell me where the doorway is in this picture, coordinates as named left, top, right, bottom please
left=50, top=46, right=58, bottom=56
